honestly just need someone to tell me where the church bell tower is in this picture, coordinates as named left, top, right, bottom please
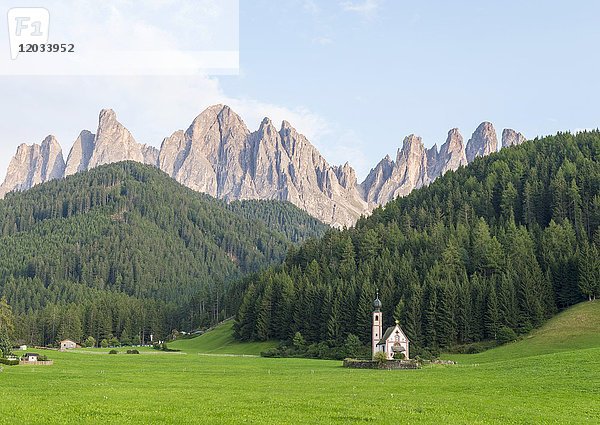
left=372, top=291, right=383, bottom=358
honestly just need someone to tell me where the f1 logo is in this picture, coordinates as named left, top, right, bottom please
left=7, top=7, right=50, bottom=59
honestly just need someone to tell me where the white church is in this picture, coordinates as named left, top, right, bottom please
left=372, top=293, right=410, bottom=360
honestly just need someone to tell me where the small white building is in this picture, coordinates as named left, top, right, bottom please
left=372, top=294, right=410, bottom=360
left=60, top=339, right=78, bottom=350
left=24, top=353, right=39, bottom=362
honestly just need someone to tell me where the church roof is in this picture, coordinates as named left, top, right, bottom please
left=376, top=324, right=410, bottom=345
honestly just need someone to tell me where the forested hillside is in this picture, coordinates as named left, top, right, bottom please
left=0, top=162, right=327, bottom=346
left=234, top=131, right=600, bottom=355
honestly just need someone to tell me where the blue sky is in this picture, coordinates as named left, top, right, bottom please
left=1, top=0, right=599, bottom=181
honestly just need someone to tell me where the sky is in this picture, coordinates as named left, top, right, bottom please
left=1, top=0, right=600, bottom=182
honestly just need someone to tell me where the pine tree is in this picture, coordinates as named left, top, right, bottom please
left=497, top=273, right=517, bottom=330
left=402, top=282, right=423, bottom=346
left=393, top=299, right=405, bottom=323
left=256, top=281, right=273, bottom=341
left=234, top=284, right=257, bottom=340
left=0, top=297, right=15, bottom=337
left=423, top=278, right=438, bottom=349
left=355, top=284, right=373, bottom=344
left=578, top=242, right=600, bottom=301
left=338, top=236, right=356, bottom=279
left=456, top=272, right=472, bottom=343
left=484, top=280, right=500, bottom=339
left=437, top=282, right=457, bottom=348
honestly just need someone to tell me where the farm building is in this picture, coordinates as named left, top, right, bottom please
left=19, top=353, right=53, bottom=365
left=23, top=353, right=40, bottom=362
left=60, top=339, right=79, bottom=350
left=372, top=294, right=410, bottom=360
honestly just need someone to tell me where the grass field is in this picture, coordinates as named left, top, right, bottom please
left=1, top=302, right=599, bottom=424
left=169, top=320, right=278, bottom=355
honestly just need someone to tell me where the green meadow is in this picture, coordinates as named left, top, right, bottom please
left=1, top=302, right=599, bottom=424
left=169, top=320, right=277, bottom=355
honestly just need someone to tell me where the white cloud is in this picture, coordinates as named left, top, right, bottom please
left=0, top=71, right=375, bottom=183
left=302, top=0, right=320, bottom=15
left=313, top=36, right=334, bottom=45
left=340, top=0, right=382, bottom=17
left=0, top=0, right=371, bottom=182
left=0, top=74, right=351, bottom=180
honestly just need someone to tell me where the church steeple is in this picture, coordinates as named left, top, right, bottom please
left=373, top=289, right=382, bottom=312
left=372, top=290, right=383, bottom=359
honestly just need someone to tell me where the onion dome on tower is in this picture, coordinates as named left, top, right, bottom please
left=373, top=290, right=382, bottom=312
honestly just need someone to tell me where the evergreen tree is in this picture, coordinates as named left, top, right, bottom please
left=578, top=242, right=600, bottom=300
left=484, top=281, right=500, bottom=339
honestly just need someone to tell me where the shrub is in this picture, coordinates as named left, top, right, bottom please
left=497, top=326, right=518, bottom=344
left=108, top=350, right=118, bottom=355
left=373, top=351, right=387, bottom=364
left=0, top=331, right=12, bottom=357
left=260, top=348, right=280, bottom=358
left=84, top=336, right=96, bottom=348
left=393, top=351, right=405, bottom=360
left=414, top=349, right=435, bottom=360
left=152, top=342, right=179, bottom=352
left=343, top=334, right=363, bottom=358
left=38, top=355, right=49, bottom=361
left=100, top=339, right=109, bottom=348
left=292, top=332, right=306, bottom=350
left=519, top=321, right=533, bottom=335
left=126, top=349, right=140, bottom=355
left=0, top=358, right=19, bottom=366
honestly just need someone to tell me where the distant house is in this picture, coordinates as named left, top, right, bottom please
left=23, top=353, right=39, bottom=362
left=59, top=339, right=79, bottom=350
left=19, top=345, right=27, bottom=351
left=19, top=352, right=53, bottom=366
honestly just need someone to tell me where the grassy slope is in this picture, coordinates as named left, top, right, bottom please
left=0, top=302, right=598, bottom=424
left=169, top=320, right=278, bottom=355
left=445, top=300, right=600, bottom=364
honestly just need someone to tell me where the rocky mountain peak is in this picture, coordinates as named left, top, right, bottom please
left=0, top=135, right=65, bottom=198
left=466, top=122, right=498, bottom=163
left=256, top=118, right=279, bottom=140
left=65, top=130, right=95, bottom=176
left=41, top=134, right=59, bottom=148
left=502, top=128, right=526, bottom=148
left=397, top=134, right=425, bottom=160
left=0, top=104, right=524, bottom=227
left=280, top=120, right=293, bottom=132
left=39, top=135, right=66, bottom=181
left=434, top=128, right=467, bottom=176
left=87, top=109, right=145, bottom=169
left=333, top=162, right=358, bottom=190
left=260, top=117, right=273, bottom=127
left=99, top=108, right=117, bottom=123
left=445, top=128, right=463, bottom=150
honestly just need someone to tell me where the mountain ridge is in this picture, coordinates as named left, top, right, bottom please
left=0, top=105, right=526, bottom=226
left=0, top=160, right=328, bottom=344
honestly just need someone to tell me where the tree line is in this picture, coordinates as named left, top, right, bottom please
left=0, top=162, right=326, bottom=346
left=234, top=131, right=600, bottom=356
